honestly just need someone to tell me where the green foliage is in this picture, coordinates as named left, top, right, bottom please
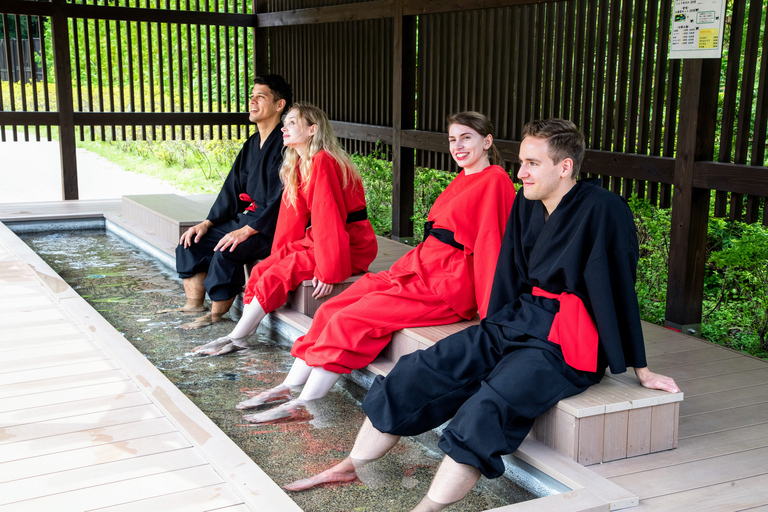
left=352, top=148, right=393, bottom=238
left=631, top=196, right=768, bottom=358
left=351, top=148, right=456, bottom=242
left=630, top=197, right=671, bottom=326
left=704, top=219, right=768, bottom=355
left=31, top=2, right=254, bottom=115
left=412, top=167, right=455, bottom=240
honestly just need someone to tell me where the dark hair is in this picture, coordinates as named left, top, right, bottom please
left=446, top=111, right=500, bottom=166
left=253, top=74, right=293, bottom=113
left=522, top=118, right=585, bottom=179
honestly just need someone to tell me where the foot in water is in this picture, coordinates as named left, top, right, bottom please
left=157, top=304, right=207, bottom=315
left=283, top=457, right=359, bottom=491
left=192, top=336, right=247, bottom=356
left=179, top=313, right=220, bottom=330
left=236, top=385, right=292, bottom=409
left=243, top=400, right=313, bottom=424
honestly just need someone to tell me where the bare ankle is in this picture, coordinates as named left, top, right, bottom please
left=411, top=495, right=451, bottom=512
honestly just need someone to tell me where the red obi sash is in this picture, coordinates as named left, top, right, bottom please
left=532, top=287, right=598, bottom=372
left=239, top=193, right=256, bottom=212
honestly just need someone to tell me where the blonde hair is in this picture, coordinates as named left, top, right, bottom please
left=280, top=102, right=362, bottom=208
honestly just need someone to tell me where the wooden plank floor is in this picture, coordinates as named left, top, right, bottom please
left=0, top=221, right=301, bottom=512
left=591, top=323, right=768, bottom=511
left=3, top=199, right=768, bottom=511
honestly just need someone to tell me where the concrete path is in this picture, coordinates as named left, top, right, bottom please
left=0, top=131, right=186, bottom=203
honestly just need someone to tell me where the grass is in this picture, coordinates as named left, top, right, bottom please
left=78, top=139, right=226, bottom=194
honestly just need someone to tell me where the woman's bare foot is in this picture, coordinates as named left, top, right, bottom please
left=192, top=336, right=247, bottom=356
left=242, top=400, right=313, bottom=424
left=284, top=457, right=359, bottom=491
left=236, top=385, right=292, bottom=409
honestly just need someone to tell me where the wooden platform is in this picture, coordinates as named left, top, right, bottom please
left=0, top=221, right=301, bottom=511
left=2, top=198, right=768, bottom=511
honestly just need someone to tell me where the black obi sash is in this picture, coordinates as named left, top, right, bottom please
left=423, top=220, right=465, bottom=251
left=306, top=207, right=368, bottom=229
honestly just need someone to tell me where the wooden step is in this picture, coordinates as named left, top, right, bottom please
left=121, top=194, right=211, bottom=246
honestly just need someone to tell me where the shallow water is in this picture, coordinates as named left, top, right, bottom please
left=21, top=229, right=533, bottom=511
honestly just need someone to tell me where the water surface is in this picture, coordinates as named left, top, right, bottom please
left=21, top=229, right=533, bottom=511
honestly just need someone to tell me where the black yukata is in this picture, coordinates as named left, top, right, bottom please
left=176, top=125, right=284, bottom=301
left=363, top=179, right=648, bottom=479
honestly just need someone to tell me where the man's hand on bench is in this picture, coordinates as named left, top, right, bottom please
left=180, top=220, right=213, bottom=248
left=214, top=225, right=258, bottom=252
left=634, top=366, right=680, bottom=394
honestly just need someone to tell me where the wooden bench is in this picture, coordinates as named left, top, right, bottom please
left=122, top=194, right=212, bottom=247
left=366, top=320, right=683, bottom=466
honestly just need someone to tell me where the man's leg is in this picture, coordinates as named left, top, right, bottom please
left=180, top=217, right=272, bottom=330
left=412, top=457, right=481, bottom=512
left=284, top=417, right=400, bottom=491
left=437, top=339, right=601, bottom=481
left=158, top=272, right=208, bottom=313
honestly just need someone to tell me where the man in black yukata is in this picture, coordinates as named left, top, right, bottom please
left=160, top=74, right=292, bottom=330
left=283, top=118, right=680, bottom=511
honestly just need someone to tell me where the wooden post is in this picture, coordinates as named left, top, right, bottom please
left=664, top=59, right=719, bottom=335
left=391, top=0, right=416, bottom=242
left=50, top=0, right=78, bottom=200
left=253, top=0, right=268, bottom=76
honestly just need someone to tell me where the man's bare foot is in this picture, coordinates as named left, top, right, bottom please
left=236, top=386, right=292, bottom=409
left=179, top=312, right=232, bottom=330
left=158, top=304, right=207, bottom=314
left=283, top=458, right=359, bottom=491
left=193, top=336, right=247, bottom=356
left=243, top=400, right=313, bottom=424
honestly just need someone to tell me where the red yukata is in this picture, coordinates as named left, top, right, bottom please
left=243, top=150, right=377, bottom=312
left=292, top=165, right=516, bottom=374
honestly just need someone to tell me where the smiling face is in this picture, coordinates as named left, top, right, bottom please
left=517, top=136, right=576, bottom=214
left=448, top=123, right=492, bottom=174
left=248, top=84, right=284, bottom=125
left=281, top=109, right=317, bottom=151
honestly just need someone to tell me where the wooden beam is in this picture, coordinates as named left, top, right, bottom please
left=50, top=0, right=78, bottom=201
left=72, top=112, right=249, bottom=125
left=331, top=121, right=393, bottom=144
left=67, top=4, right=255, bottom=27
left=582, top=151, right=675, bottom=184
left=254, top=0, right=269, bottom=75
left=1, top=1, right=52, bottom=16
left=692, top=162, right=768, bottom=197
left=390, top=3, right=416, bottom=241
left=665, top=59, right=720, bottom=334
left=257, top=1, right=394, bottom=27
left=0, top=112, right=59, bottom=125
left=403, top=0, right=559, bottom=16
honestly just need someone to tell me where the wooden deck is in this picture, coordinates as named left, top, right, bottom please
left=2, top=198, right=768, bottom=511
left=0, top=212, right=301, bottom=511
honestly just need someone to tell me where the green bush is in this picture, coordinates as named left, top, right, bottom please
left=631, top=196, right=768, bottom=358
left=352, top=148, right=456, bottom=242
